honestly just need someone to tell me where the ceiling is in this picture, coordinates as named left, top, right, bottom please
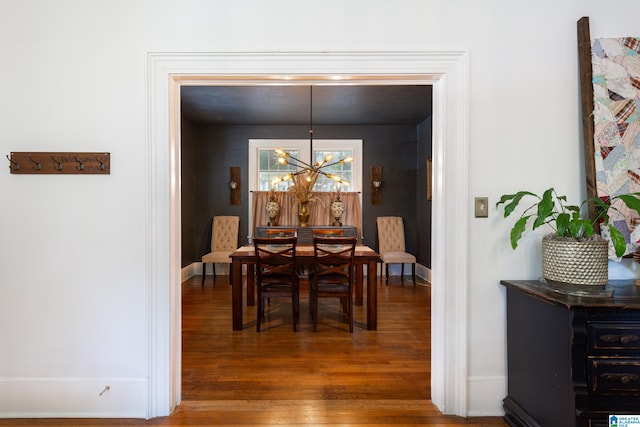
left=180, top=85, right=433, bottom=126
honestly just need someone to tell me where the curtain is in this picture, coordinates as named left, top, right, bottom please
left=253, top=191, right=362, bottom=237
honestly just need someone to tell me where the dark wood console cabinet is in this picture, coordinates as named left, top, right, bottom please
left=501, top=280, right=640, bottom=427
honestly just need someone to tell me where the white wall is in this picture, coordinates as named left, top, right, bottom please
left=1, top=0, right=639, bottom=418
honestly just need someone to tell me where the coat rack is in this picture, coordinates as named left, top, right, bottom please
left=7, top=152, right=110, bottom=174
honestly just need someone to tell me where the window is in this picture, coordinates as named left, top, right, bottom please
left=248, top=139, right=362, bottom=235
left=249, top=139, right=362, bottom=193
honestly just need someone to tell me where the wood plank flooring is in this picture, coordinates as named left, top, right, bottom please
left=0, top=275, right=507, bottom=426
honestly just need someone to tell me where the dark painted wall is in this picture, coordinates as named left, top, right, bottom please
left=181, top=120, right=432, bottom=268
left=181, top=119, right=198, bottom=266
left=416, top=117, right=433, bottom=268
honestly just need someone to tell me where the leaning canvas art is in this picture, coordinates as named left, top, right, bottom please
left=591, top=37, right=640, bottom=258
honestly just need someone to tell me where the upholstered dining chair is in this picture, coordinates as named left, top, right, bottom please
left=309, top=236, right=357, bottom=332
left=253, top=236, right=299, bottom=332
left=201, top=215, right=240, bottom=285
left=376, top=216, right=416, bottom=285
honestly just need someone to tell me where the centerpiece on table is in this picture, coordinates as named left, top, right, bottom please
left=287, top=170, right=320, bottom=226
left=496, top=187, right=640, bottom=287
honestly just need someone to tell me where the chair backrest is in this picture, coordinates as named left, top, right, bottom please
left=253, top=237, right=298, bottom=284
left=376, top=216, right=406, bottom=254
left=265, top=228, right=297, bottom=238
left=312, top=237, right=357, bottom=285
left=211, top=216, right=240, bottom=252
left=312, top=228, right=345, bottom=238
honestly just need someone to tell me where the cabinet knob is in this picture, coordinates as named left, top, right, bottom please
left=600, top=334, right=639, bottom=345
left=601, top=373, right=639, bottom=384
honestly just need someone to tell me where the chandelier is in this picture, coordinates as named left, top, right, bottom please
left=270, top=86, right=353, bottom=190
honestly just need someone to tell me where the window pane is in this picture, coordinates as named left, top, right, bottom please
left=313, top=150, right=353, bottom=191
left=257, top=149, right=300, bottom=190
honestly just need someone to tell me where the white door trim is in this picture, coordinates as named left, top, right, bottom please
left=147, top=51, right=470, bottom=417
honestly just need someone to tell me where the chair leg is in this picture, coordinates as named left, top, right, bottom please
left=256, top=295, right=262, bottom=332
left=401, top=263, right=405, bottom=282
left=228, top=263, right=232, bottom=285
left=201, top=263, right=206, bottom=285
left=348, top=292, right=353, bottom=333
left=386, top=263, right=389, bottom=285
left=213, top=263, right=217, bottom=281
left=412, top=263, right=416, bottom=286
left=292, top=291, right=299, bottom=332
left=312, top=286, right=318, bottom=332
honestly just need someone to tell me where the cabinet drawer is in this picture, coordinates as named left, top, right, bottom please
left=588, top=358, right=640, bottom=393
left=588, top=322, right=640, bottom=352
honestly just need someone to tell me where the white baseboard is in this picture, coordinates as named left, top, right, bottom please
left=182, top=262, right=243, bottom=282
left=466, top=376, right=506, bottom=416
left=0, top=377, right=148, bottom=419
left=183, top=262, right=432, bottom=285
left=184, top=262, right=432, bottom=284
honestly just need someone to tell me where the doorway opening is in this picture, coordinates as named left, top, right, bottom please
left=147, top=51, right=470, bottom=417
left=179, top=81, right=432, bottom=406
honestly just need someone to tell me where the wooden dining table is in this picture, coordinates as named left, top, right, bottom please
left=230, top=244, right=380, bottom=331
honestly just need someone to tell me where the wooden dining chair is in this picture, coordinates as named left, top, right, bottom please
left=265, top=228, right=297, bottom=238
left=253, top=236, right=299, bottom=332
left=311, top=228, right=345, bottom=238
left=309, top=236, right=357, bottom=332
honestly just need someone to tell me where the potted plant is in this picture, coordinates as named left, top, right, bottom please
left=496, top=188, right=640, bottom=286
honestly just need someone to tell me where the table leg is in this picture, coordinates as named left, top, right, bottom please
left=366, top=259, right=377, bottom=330
left=247, top=263, right=255, bottom=306
left=355, top=263, right=363, bottom=306
left=232, top=259, right=243, bottom=331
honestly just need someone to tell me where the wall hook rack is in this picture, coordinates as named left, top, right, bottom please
left=28, top=156, right=42, bottom=170
left=7, top=152, right=110, bottom=175
left=6, top=154, right=19, bottom=171
left=51, top=156, right=63, bottom=170
left=73, top=156, right=85, bottom=171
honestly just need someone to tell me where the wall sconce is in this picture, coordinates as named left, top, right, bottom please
left=371, top=165, right=383, bottom=205
left=229, top=166, right=240, bottom=205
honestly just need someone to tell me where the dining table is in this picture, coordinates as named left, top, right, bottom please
left=229, top=244, right=380, bottom=331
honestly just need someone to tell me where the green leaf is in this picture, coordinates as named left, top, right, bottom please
left=567, top=219, right=586, bottom=239
left=533, top=189, right=554, bottom=229
left=496, top=191, right=537, bottom=218
left=616, top=194, right=640, bottom=216
left=608, top=224, right=627, bottom=258
left=583, top=220, right=594, bottom=237
left=510, top=216, right=531, bottom=249
left=590, top=197, right=611, bottom=224
left=556, top=212, right=570, bottom=236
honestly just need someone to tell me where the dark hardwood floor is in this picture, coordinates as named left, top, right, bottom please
left=0, top=274, right=507, bottom=426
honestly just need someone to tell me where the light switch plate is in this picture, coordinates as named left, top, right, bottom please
left=475, top=197, right=488, bottom=218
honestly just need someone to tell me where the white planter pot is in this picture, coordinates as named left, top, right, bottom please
left=541, top=235, right=609, bottom=286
